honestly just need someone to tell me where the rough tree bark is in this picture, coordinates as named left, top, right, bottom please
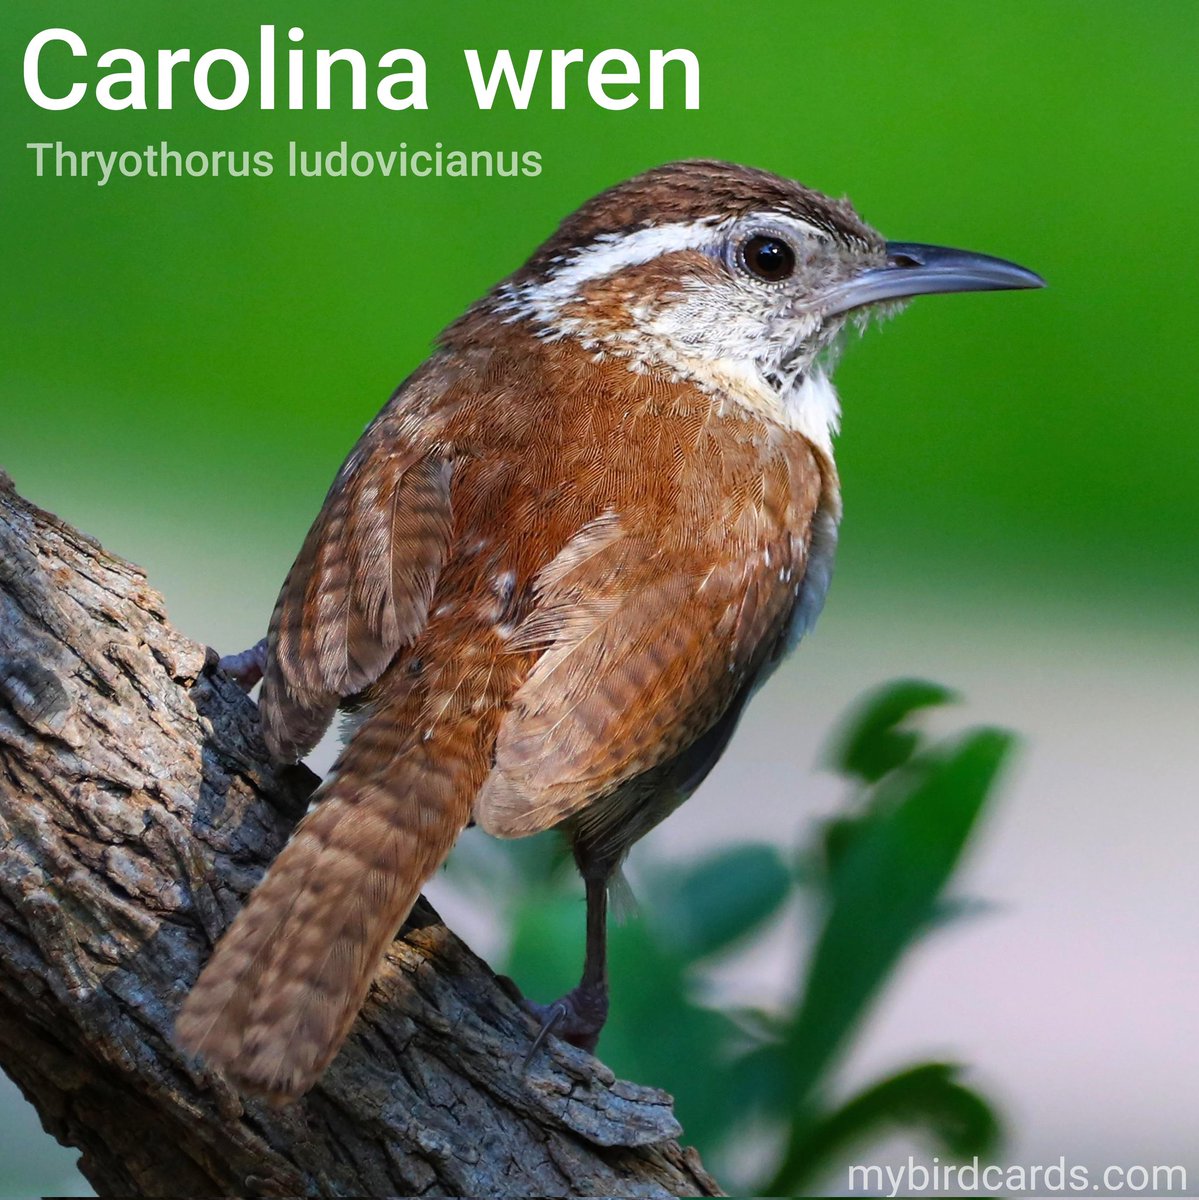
left=0, top=470, right=720, bottom=1198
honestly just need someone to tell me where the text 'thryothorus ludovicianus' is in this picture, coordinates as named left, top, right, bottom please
left=176, top=160, right=1043, bottom=1101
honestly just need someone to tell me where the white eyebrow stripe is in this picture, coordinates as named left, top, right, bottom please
left=748, top=212, right=835, bottom=242
left=506, top=209, right=834, bottom=316
left=497, top=217, right=725, bottom=328
left=533, top=218, right=723, bottom=305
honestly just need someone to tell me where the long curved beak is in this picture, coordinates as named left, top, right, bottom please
left=825, top=242, right=1045, bottom=316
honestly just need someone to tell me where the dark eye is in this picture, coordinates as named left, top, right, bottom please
left=742, top=234, right=796, bottom=283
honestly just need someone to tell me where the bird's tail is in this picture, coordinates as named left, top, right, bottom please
left=175, top=721, right=472, bottom=1103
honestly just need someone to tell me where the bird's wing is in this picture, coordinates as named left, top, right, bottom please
left=259, top=428, right=453, bottom=761
left=473, top=519, right=798, bottom=838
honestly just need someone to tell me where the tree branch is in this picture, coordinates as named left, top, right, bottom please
left=0, top=470, right=720, bottom=1198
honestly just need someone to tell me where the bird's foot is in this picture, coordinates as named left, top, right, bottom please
left=219, top=637, right=268, bottom=693
left=523, top=982, right=609, bottom=1063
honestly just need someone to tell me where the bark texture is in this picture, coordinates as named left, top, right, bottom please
left=0, top=470, right=720, bottom=1198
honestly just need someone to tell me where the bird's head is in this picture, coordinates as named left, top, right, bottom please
left=492, top=160, right=1043, bottom=450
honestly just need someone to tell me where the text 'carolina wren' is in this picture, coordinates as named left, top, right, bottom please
left=176, top=160, right=1043, bottom=1101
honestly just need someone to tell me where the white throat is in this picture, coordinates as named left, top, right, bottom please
left=777, top=367, right=842, bottom=455
left=647, top=354, right=842, bottom=458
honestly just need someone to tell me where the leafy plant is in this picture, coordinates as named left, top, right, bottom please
left=443, top=679, right=1013, bottom=1192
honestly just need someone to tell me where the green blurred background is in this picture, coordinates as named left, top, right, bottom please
left=2, top=1, right=1196, bottom=1194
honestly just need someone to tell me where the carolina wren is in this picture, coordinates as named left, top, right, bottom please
left=176, top=160, right=1042, bottom=1101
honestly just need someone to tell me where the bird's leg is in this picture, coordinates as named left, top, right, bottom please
left=525, top=871, right=610, bottom=1059
left=218, top=636, right=268, bottom=693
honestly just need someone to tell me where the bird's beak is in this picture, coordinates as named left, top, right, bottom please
left=824, top=242, right=1045, bottom=316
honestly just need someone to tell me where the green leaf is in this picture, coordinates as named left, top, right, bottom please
left=813, top=812, right=872, bottom=885
left=771, top=727, right=1013, bottom=1188
left=724, top=1040, right=791, bottom=1123
left=777, top=1062, right=1002, bottom=1193
left=646, top=843, right=794, bottom=961
left=828, top=678, right=958, bottom=783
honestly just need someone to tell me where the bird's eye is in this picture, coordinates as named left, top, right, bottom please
left=741, top=235, right=797, bottom=283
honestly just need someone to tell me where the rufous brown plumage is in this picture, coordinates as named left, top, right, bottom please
left=176, top=159, right=1043, bottom=1101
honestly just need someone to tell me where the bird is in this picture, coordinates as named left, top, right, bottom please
left=175, top=159, right=1043, bottom=1103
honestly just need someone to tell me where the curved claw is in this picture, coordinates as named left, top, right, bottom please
left=521, top=982, right=609, bottom=1069
left=523, top=1000, right=569, bottom=1070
